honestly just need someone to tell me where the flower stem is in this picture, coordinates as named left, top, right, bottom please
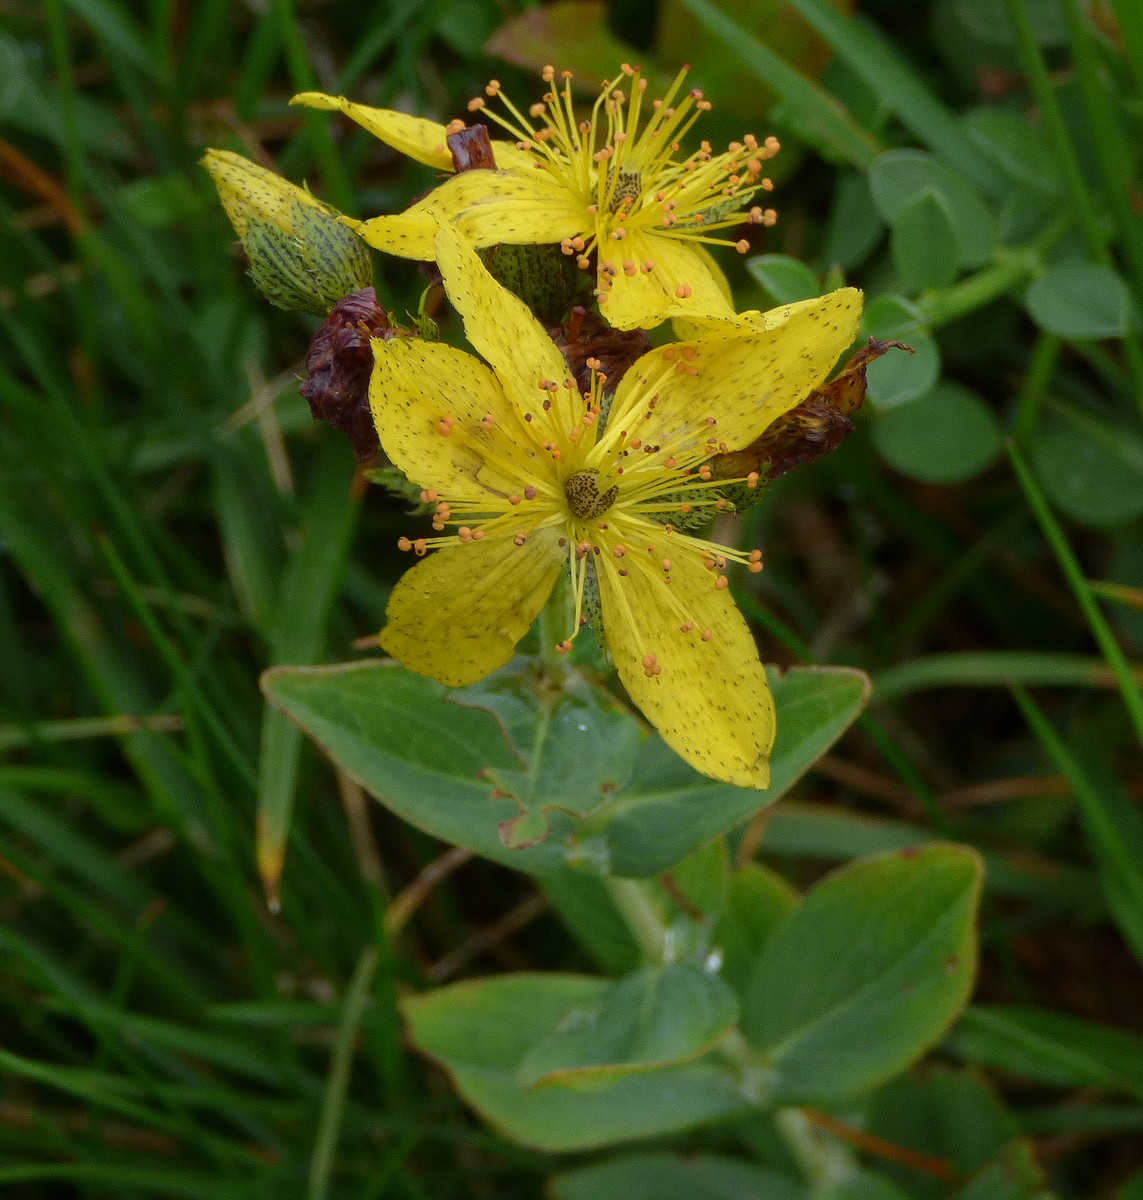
left=715, top=1031, right=859, bottom=1189
left=604, top=877, right=666, bottom=964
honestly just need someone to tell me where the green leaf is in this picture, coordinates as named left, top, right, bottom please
left=871, top=381, right=1002, bottom=484
left=822, top=172, right=886, bottom=271
left=119, top=175, right=210, bottom=228
left=868, top=1066, right=1018, bottom=1175
left=451, top=670, right=642, bottom=849
left=262, top=661, right=566, bottom=874
left=516, top=963, right=738, bottom=1088
left=836, top=1175, right=914, bottom=1200
left=742, top=844, right=982, bottom=1104
left=761, top=801, right=1099, bottom=912
left=435, top=0, right=501, bottom=57
left=955, top=0, right=1067, bottom=48
left=263, top=659, right=642, bottom=864
left=600, top=666, right=869, bottom=877
left=947, top=1006, right=1143, bottom=1100
left=541, top=841, right=730, bottom=978
left=712, top=863, right=799, bottom=997
left=662, top=837, right=731, bottom=926
left=862, top=295, right=941, bottom=409
left=890, top=189, right=962, bottom=291
left=1029, top=403, right=1143, bottom=527
left=402, top=974, right=747, bottom=1151
left=64, top=0, right=157, bottom=78
left=551, top=1153, right=809, bottom=1200
left=746, top=254, right=821, bottom=305
left=265, top=662, right=866, bottom=879
left=1024, top=262, right=1132, bottom=339
left=963, top=107, right=1063, bottom=196
left=256, top=441, right=358, bottom=902
left=872, top=650, right=1133, bottom=702
left=869, top=150, right=997, bottom=270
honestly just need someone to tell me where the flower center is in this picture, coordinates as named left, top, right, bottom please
left=607, top=167, right=642, bottom=214
left=564, top=468, right=618, bottom=519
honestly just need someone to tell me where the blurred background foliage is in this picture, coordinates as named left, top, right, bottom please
left=2, top=0, right=1143, bottom=1195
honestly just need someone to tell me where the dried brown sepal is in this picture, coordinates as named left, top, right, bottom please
left=298, top=287, right=397, bottom=464
left=711, top=337, right=911, bottom=482
left=550, top=306, right=650, bottom=397
left=447, top=123, right=497, bottom=172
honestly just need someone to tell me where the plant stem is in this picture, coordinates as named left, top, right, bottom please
left=716, top=1032, right=860, bottom=1189
left=775, top=1109, right=858, bottom=1191
left=1012, top=332, right=1061, bottom=442
left=914, top=248, right=1038, bottom=328
left=913, top=210, right=1068, bottom=330
left=604, top=877, right=666, bottom=963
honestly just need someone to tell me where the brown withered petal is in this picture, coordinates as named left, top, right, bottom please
left=549, top=306, right=650, bottom=397
left=447, top=123, right=497, bottom=172
left=298, top=287, right=394, bottom=463
left=711, top=337, right=911, bottom=482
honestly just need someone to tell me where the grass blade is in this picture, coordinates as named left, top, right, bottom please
left=1012, top=686, right=1143, bottom=964
left=675, top=0, right=881, bottom=169
left=1008, top=440, right=1143, bottom=754
left=783, top=0, right=993, bottom=189
left=256, top=441, right=360, bottom=906
left=872, top=651, right=1143, bottom=702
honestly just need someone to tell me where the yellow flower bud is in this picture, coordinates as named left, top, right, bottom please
left=201, top=149, right=372, bottom=315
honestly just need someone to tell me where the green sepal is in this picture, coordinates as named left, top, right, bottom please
left=245, top=200, right=373, bottom=315
left=479, top=242, right=583, bottom=325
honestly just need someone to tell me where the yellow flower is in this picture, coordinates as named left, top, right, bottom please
left=202, top=149, right=371, bottom=313
left=293, top=64, right=779, bottom=331
left=371, top=223, right=861, bottom=789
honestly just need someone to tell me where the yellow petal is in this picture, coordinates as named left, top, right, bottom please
left=374, top=169, right=585, bottom=250
left=606, top=287, right=863, bottom=460
left=358, top=168, right=585, bottom=262
left=291, top=92, right=455, bottom=170
left=679, top=291, right=859, bottom=334
left=370, top=336, right=544, bottom=499
left=669, top=246, right=735, bottom=340
left=379, top=528, right=564, bottom=687
left=433, top=224, right=576, bottom=423
left=596, top=230, right=737, bottom=331
left=357, top=208, right=439, bottom=260
left=488, top=142, right=537, bottom=172
left=291, top=91, right=531, bottom=174
left=595, top=534, right=774, bottom=788
left=441, top=169, right=585, bottom=246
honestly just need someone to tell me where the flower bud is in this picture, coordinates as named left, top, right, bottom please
left=202, top=149, right=372, bottom=315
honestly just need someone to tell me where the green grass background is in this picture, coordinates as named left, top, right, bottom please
left=3, top=0, right=1143, bottom=1195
